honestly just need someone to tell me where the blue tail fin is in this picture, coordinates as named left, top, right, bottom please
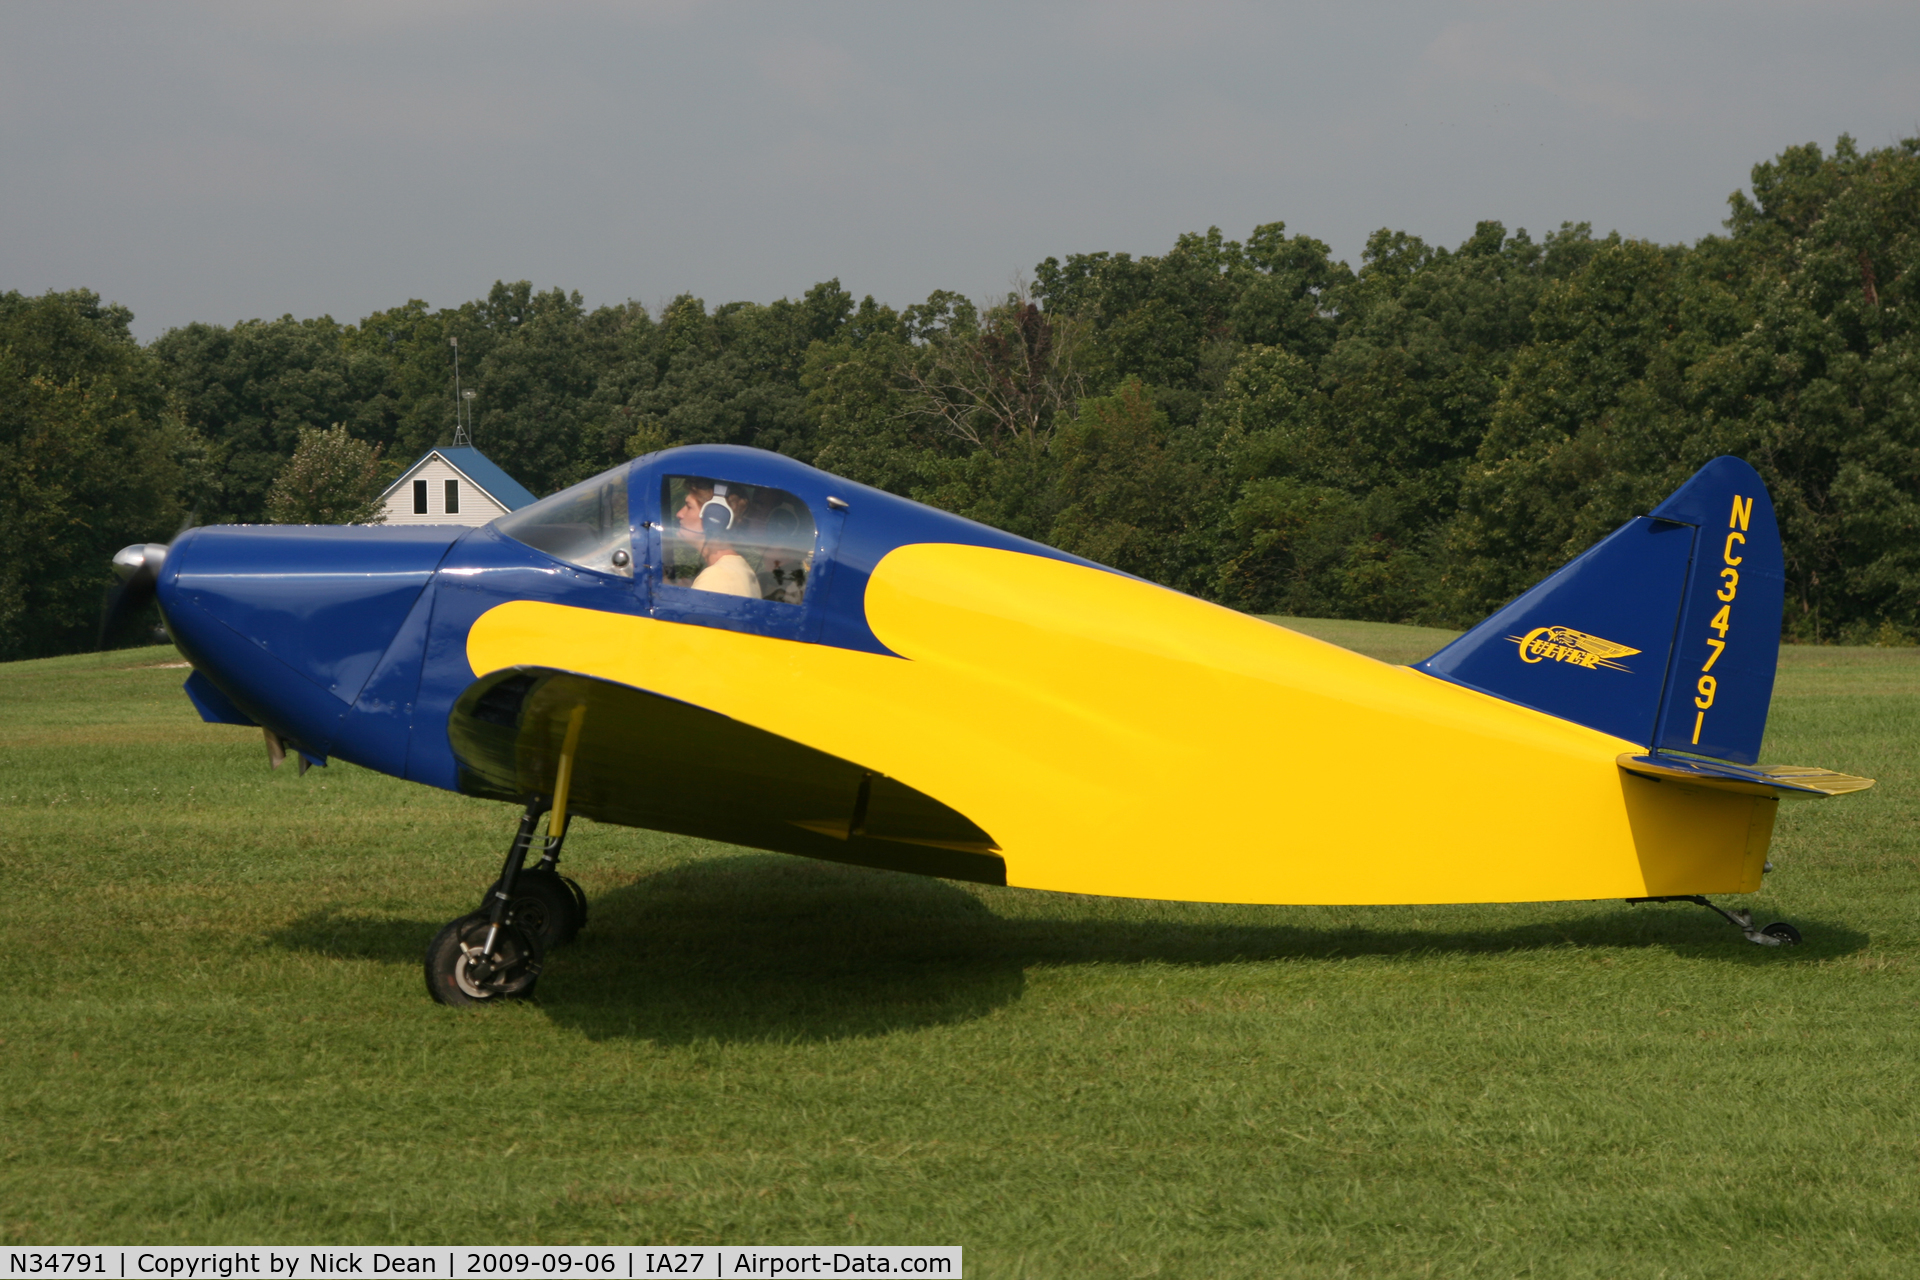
left=1415, top=458, right=1783, bottom=763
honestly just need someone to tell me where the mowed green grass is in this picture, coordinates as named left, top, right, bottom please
left=1, top=624, right=1916, bottom=1279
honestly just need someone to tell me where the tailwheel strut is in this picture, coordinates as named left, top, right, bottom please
left=1628, top=895, right=1802, bottom=947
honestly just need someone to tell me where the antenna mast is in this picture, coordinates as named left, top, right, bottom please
left=449, top=336, right=472, bottom=448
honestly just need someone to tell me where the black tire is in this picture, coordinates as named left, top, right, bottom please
left=477, top=868, right=584, bottom=950
left=425, top=911, right=544, bottom=1006
left=562, top=873, right=589, bottom=932
left=1762, top=921, right=1802, bottom=946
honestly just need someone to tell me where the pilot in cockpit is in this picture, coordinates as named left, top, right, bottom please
left=673, top=478, right=760, bottom=597
left=743, top=485, right=810, bottom=605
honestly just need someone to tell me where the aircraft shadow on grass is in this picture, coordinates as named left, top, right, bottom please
left=270, top=853, right=1867, bottom=1045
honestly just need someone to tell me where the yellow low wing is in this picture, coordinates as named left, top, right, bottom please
left=467, top=543, right=1775, bottom=905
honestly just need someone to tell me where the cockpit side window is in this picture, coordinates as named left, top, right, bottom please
left=660, top=475, right=815, bottom=605
left=493, top=465, right=633, bottom=577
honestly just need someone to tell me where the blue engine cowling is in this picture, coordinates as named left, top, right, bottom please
left=159, top=524, right=468, bottom=768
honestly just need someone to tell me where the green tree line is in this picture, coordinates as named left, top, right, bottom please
left=6, top=134, right=1915, bottom=661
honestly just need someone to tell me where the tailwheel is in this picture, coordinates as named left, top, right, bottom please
left=425, top=912, right=544, bottom=1006
left=480, top=867, right=586, bottom=951
left=1627, top=895, right=1806, bottom=947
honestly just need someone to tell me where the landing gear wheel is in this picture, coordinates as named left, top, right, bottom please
left=479, top=868, right=585, bottom=950
left=1761, top=922, right=1802, bottom=946
left=425, top=912, right=544, bottom=1006
left=562, top=874, right=589, bottom=931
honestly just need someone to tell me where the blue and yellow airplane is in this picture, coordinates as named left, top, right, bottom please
left=107, top=448, right=1872, bottom=1003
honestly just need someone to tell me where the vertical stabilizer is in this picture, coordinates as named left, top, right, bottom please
left=1416, top=457, right=1782, bottom=762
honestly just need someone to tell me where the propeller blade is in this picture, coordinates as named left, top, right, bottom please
left=97, top=542, right=169, bottom=650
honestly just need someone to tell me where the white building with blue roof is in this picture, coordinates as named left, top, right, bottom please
left=376, top=446, right=539, bottom=526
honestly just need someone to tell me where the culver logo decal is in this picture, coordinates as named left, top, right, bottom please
left=1510, top=626, right=1640, bottom=672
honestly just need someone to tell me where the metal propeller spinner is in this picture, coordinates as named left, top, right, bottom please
left=98, top=541, right=170, bottom=649
left=98, top=513, right=196, bottom=650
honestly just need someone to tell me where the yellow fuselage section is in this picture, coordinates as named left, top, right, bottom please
left=467, top=543, right=1772, bottom=905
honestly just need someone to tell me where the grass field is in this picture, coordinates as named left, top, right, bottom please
left=2, top=620, right=1916, bottom=1278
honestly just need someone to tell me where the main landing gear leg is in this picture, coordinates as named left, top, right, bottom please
left=1629, top=895, right=1802, bottom=947
left=425, top=802, right=548, bottom=1005
left=479, top=806, right=588, bottom=951
left=425, top=704, right=592, bottom=1005
left=480, top=703, right=590, bottom=951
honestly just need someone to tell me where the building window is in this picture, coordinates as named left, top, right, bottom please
left=413, top=479, right=428, bottom=514
left=445, top=479, right=460, bottom=514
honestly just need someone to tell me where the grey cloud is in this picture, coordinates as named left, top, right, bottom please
left=3, top=1, right=1916, bottom=340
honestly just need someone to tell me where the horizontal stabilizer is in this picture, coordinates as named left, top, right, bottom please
left=1617, top=753, right=1875, bottom=799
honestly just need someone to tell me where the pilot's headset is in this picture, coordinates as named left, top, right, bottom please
left=699, top=482, right=737, bottom=539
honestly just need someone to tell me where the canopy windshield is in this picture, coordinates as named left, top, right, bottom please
left=493, top=464, right=632, bottom=577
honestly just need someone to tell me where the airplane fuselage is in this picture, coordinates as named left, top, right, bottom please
left=154, top=446, right=1810, bottom=909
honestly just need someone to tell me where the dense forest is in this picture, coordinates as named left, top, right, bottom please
left=4, top=135, right=1916, bottom=661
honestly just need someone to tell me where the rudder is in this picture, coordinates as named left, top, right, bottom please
left=1645, top=457, right=1783, bottom=763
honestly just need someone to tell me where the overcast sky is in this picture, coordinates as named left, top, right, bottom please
left=4, top=1, right=1917, bottom=341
